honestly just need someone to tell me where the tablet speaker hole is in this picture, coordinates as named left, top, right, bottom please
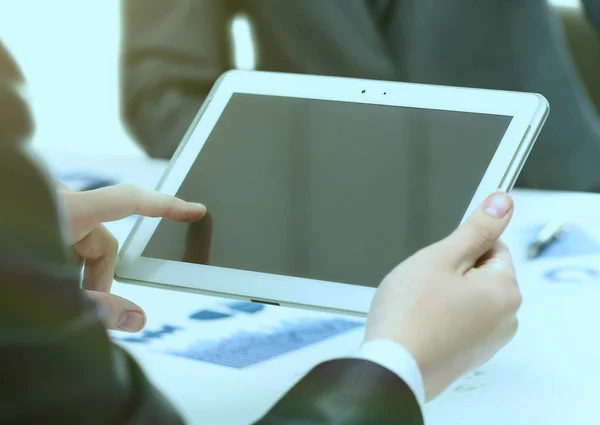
left=250, top=299, right=280, bottom=307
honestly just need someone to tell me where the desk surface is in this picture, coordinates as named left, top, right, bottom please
left=38, top=149, right=600, bottom=425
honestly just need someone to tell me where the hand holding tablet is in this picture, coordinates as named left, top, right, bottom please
left=366, top=191, right=520, bottom=400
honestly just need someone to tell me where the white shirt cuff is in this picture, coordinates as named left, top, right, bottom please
left=352, top=339, right=425, bottom=406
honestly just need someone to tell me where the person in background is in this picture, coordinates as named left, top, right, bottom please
left=122, top=0, right=600, bottom=192
left=1, top=41, right=521, bottom=424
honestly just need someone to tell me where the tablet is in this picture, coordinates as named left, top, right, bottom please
left=116, top=71, right=548, bottom=315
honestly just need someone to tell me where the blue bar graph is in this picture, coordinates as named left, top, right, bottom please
left=166, top=318, right=364, bottom=369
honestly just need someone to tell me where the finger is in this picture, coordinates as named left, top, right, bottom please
left=443, top=192, right=514, bottom=273
left=65, top=184, right=206, bottom=242
left=86, top=290, right=146, bottom=332
left=76, top=225, right=119, bottom=292
left=476, top=241, right=516, bottom=275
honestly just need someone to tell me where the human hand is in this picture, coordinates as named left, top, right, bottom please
left=365, top=192, right=520, bottom=400
left=58, top=183, right=206, bottom=332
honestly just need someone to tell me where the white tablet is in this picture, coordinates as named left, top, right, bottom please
left=116, top=70, right=548, bottom=315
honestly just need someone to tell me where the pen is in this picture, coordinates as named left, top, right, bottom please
left=526, top=221, right=570, bottom=259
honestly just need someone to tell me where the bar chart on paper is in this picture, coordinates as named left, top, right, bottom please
left=167, top=318, right=364, bottom=369
left=114, top=301, right=364, bottom=369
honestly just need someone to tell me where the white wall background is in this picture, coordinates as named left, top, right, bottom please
left=0, top=0, right=581, bottom=158
left=0, top=1, right=136, bottom=155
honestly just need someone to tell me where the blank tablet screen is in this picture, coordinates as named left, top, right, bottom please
left=142, top=94, right=512, bottom=287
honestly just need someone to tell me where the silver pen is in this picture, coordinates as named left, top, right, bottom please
left=526, top=221, right=570, bottom=259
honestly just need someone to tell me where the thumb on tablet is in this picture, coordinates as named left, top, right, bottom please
left=443, top=192, right=513, bottom=272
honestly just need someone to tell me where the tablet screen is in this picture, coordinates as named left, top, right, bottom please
left=142, top=94, right=511, bottom=287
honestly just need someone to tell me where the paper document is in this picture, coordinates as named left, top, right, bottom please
left=113, top=300, right=364, bottom=369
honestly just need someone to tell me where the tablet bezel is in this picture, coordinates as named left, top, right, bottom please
left=116, top=70, right=548, bottom=315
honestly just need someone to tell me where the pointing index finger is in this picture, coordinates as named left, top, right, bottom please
left=66, top=184, right=206, bottom=241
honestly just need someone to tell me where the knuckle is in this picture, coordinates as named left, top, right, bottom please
left=511, top=318, right=520, bottom=336
left=509, top=285, right=523, bottom=311
left=120, top=184, right=143, bottom=214
left=495, top=262, right=517, bottom=279
left=106, top=232, right=119, bottom=255
left=503, top=318, right=520, bottom=344
left=121, top=183, right=142, bottom=199
left=88, top=292, right=121, bottom=326
left=101, top=294, right=115, bottom=313
left=496, top=240, right=509, bottom=251
left=88, top=291, right=110, bottom=314
left=163, top=203, right=176, bottom=218
left=497, top=279, right=522, bottom=313
left=480, top=278, right=521, bottom=316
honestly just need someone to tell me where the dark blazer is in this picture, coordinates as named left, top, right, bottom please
left=0, top=43, right=32, bottom=146
left=121, top=0, right=600, bottom=192
left=584, top=0, right=600, bottom=33
left=0, top=140, right=422, bottom=423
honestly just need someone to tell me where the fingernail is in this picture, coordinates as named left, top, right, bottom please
left=117, top=311, right=145, bottom=332
left=192, top=203, right=207, bottom=213
left=483, top=193, right=512, bottom=218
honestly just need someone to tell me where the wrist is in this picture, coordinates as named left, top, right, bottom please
left=359, top=339, right=426, bottom=405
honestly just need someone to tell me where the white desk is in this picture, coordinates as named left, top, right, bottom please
left=39, top=150, right=600, bottom=424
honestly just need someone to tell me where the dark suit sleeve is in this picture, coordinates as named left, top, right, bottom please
left=0, top=143, right=186, bottom=425
left=256, top=359, right=424, bottom=425
left=0, top=253, right=186, bottom=425
left=120, top=0, right=237, bottom=158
